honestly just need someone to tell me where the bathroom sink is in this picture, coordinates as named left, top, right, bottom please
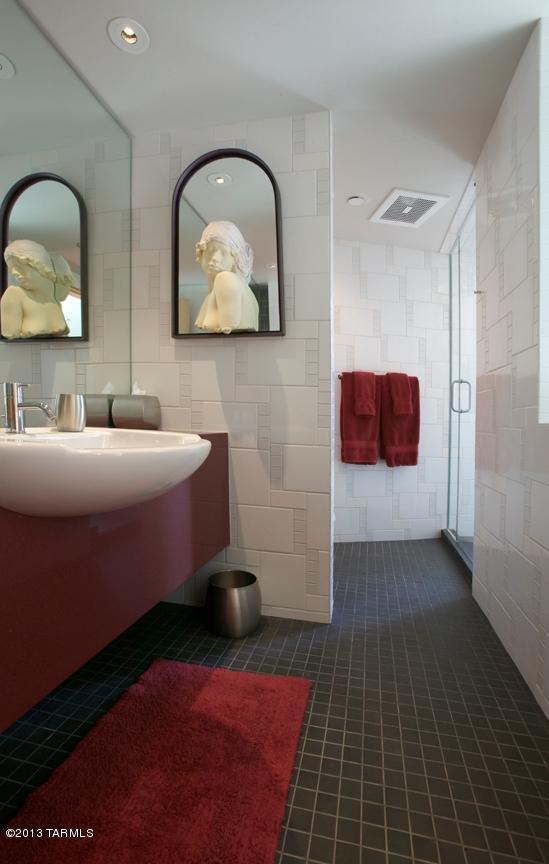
left=0, top=427, right=211, bottom=517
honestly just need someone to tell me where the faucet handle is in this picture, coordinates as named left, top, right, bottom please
left=14, top=382, right=27, bottom=401
left=2, top=381, right=27, bottom=399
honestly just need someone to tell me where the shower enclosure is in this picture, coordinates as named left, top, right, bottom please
left=446, top=205, right=476, bottom=568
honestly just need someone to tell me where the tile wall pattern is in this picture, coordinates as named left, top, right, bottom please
left=0, top=139, right=131, bottom=403
left=334, top=241, right=449, bottom=542
left=539, top=22, right=549, bottom=423
left=473, top=23, right=549, bottom=718
left=131, top=113, right=332, bottom=622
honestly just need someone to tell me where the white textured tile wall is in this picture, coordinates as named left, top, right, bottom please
left=473, top=22, right=549, bottom=717
left=0, top=138, right=131, bottom=404
left=334, top=240, right=449, bottom=541
left=133, top=113, right=333, bottom=623
left=540, top=22, right=549, bottom=423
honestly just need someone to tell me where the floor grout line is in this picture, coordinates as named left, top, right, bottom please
left=0, top=539, right=548, bottom=864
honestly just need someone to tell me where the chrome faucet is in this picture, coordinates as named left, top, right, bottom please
left=2, top=382, right=56, bottom=433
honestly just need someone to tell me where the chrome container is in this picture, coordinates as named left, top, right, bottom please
left=56, top=393, right=86, bottom=432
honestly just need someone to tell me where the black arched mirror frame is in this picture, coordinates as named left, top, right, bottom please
left=0, top=172, right=88, bottom=342
left=172, top=148, right=285, bottom=338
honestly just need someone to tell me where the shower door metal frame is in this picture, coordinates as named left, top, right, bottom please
left=445, top=204, right=476, bottom=572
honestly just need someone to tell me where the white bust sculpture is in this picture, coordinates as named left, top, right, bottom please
left=1, top=239, right=73, bottom=339
left=194, top=221, right=259, bottom=334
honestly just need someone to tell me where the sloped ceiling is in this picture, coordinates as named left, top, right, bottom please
left=20, top=0, right=545, bottom=249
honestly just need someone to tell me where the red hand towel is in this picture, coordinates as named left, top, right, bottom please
left=381, top=375, right=420, bottom=467
left=340, top=372, right=381, bottom=464
left=353, top=371, right=376, bottom=415
left=387, top=372, right=413, bottom=415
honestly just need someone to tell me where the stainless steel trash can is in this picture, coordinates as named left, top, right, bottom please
left=205, top=570, right=261, bottom=638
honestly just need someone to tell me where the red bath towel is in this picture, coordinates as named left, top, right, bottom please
left=340, top=372, right=381, bottom=464
left=353, top=371, right=376, bottom=415
left=381, top=374, right=420, bottom=466
left=386, top=372, right=412, bottom=415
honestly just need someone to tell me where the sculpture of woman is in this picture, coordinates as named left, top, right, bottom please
left=194, top=221, right=259, bottom=334
left=0, top=239, right=74, bottom=339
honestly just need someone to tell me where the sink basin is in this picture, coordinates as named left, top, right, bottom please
left=0, top=426, right=211, bottom=517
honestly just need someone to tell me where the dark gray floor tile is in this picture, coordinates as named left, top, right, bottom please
left=0, top=538, right=547, bottom=864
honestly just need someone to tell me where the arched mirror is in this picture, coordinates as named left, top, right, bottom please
left=0, top=172, right=88, bottom=341
left=172, top=148, right=284, bottom=338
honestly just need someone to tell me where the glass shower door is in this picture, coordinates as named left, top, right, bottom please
left=447, top=206, right=476, bottom=567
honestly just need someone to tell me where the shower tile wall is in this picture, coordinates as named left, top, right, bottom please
left=473, top=21, right=549, bottom=718
left=130, top=112, right=332, bottom=623
left=0, top=141, right=131, bottom=401
left=334, top=240, right=449, bottom=541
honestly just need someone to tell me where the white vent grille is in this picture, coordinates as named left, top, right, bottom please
left=370, top=188, right=450, bottom=228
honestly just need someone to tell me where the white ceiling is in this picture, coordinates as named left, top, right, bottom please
left=20, top=0, right=546, bottom=250
left=0, top=0, right=125, bottom=156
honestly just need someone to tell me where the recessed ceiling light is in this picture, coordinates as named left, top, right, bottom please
left=347, top=195, right=366, bottom=207
left=207, top=172, right=232, bottom=187
left=107, top=18, right=150, bottom=54
left=121, top=27, right=138, bottom=45
left=0, top=54, right=16, bottom=80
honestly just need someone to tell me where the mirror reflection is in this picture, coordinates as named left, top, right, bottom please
left=173, top=151, right=284, bottom=337
left=0, top=175, right=87, bottom=341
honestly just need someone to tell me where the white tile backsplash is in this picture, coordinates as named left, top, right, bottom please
left=132, top=362, right=180, bottom=406
left=365, top=272, right=400, bottom=302
left=195, top=402, right=258, bottom=448
left=276, top=170, right=317, bottom=218
left=305, top=112, right=330, bottom=154
left=230, top=449, right=270, bottom=506
left=405, top=268, right=432, bottom=301
left=379, top=302, right=406, bottom=335
left=393, top=247, right=425, bottom=268
left=103, top=311, right=130, bottom=363
left=502, top=222, right=528, bottom=295
left=236, top=505, right=294, bottom=553
left=294, top=274, right=330, bottom=321
left=131, top=112, right=332, bottom=623
left=334, top=239, right=449, bottom=542
left=360, top=242, right=386, bottom=272
left=354, top=335, right=382, bottom=368
left=283, top=445, right=330, bottom=493
left=270, top=386, right=318, bottom=444
left=306, top=493, right=330, bottom=551
left=259, top=552, right=306, bottom=608
left=386, top=335, right=420, bottom=363
left=247, top=339, right=306, bottom=386
left=247, top=116, right=292, bottom=173
left=338, top=307, right=376, bottom=337
left=138, top=206, right=171, bottom=251
left=191, top=346, right=236, bottom=402
left=473, top=22, right=549, bottom=717
left=283, top=213, right=330, bottom=273
left=132, top=154, right=171, bottom=209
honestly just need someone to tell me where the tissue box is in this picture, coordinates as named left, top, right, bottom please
left=111, top=395, right=161, bottom=430
left=84, top=394, right=113, bottom=427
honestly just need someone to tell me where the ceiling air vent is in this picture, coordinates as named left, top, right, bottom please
left=370, top=188, right=450, bottom=228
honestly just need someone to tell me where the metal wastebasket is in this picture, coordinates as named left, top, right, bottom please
left=205, top=570, right=261, bottom=638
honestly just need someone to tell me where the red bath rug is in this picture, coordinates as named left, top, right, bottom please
left=2, top=660, right=310, bottom=864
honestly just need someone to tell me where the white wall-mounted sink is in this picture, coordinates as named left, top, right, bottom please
left=0, top=427, right=211, bottom=517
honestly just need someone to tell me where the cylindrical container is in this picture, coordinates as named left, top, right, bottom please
left=56, top=394, right=86, bottom=432
left=83, top=394, right=113, bottom=427
left=205, top=570, right=261, bottom=638
left=111, top=395, right=161, bottom=430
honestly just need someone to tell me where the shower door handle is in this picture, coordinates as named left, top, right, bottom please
left=451, top=379, right=471, bottom=413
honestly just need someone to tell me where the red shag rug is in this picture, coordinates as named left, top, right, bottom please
left=2, top=660, right=310, bottom=864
